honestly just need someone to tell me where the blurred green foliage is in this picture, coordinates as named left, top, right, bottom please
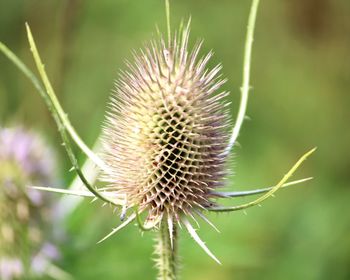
left=1, top=0, right=349, bottom=279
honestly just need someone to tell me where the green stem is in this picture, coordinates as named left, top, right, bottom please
left=156, top=220, right=178, bottom=280
left=224, top=0, right=260, bottom=156
left=0, top=32, right=116, bottom=207
left=24, top=23, right=110, bottom=174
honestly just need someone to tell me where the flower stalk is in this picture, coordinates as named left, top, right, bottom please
left=223, top=0, right=260, bottom=156
left=156, top=219, right=178, bottom=280
left=0, top=33, right=118, bottom=207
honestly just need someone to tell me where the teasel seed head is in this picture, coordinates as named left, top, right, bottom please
left=101, top=24, right=231, bottom=229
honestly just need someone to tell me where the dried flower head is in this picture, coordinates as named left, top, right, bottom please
left=101, top=24, right=230, bottom=229
left=0, top=0, right=314, bottom=277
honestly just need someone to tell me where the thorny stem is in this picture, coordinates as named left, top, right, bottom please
left=25, top=24, right=117, bottom=205
left=224, top=0, right=260, bottom=156
left=155, top=220, right=178, bottom=280
left=56, top=139, right=104, bottom=221
left=0, top=31, right=116, bottom=207
left=24, top=23, right=110, bottom=174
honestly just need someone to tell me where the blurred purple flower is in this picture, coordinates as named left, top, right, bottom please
left=0, top=126, right=60, bottom=279
left=0, top=127, right=55, bottom=184
left=31, top=243, right=60, bottom=274
left=0, top=258, right=23, bottom=280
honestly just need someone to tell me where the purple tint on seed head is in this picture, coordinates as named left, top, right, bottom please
left=31, top=243, right=60, bottom=274
left=42, top=243, right=60, bottom=260
left=0, top=126, right=61, bottom=278
left=0, top=127, right=56, bottom=184
left=27, top=188, right=44, bottom=205
left=0, top=258, right=24, bottom=280
left=2, top=179, right=19, bottom=197
left=31, top=254, right=47, bottom=274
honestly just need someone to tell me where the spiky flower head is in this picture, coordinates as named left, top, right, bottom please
left=0, top=127, right=59, bottom=279
left=0, top=0, right=315, bottom=276
left=102, top=25, right=231, bottom=229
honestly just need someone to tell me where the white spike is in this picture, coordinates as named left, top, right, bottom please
left=120, top=195, right=128, bottom=221
left=187, top=211, right=200, bottom=228
left=30, top=186, right=125, bottom=205
left=193, top=210, right=220, bottom=233
left=29, top=186, right=94, bottom=197
left=182, top=217, right=221, bottom=265
left=97, top=213, right=136, bottom=244
left=167, top=215, right=174, bottom=249
left=177, top=219, right=183, bottom=230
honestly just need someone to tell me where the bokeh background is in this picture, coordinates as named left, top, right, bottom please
left=1, top=0, right=349, bottom=279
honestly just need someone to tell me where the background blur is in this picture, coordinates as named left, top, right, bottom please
left=0, top=0, right=349, bottom=279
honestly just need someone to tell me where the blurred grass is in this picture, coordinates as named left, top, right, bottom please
left=1, top=0, right=350, bottom=279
